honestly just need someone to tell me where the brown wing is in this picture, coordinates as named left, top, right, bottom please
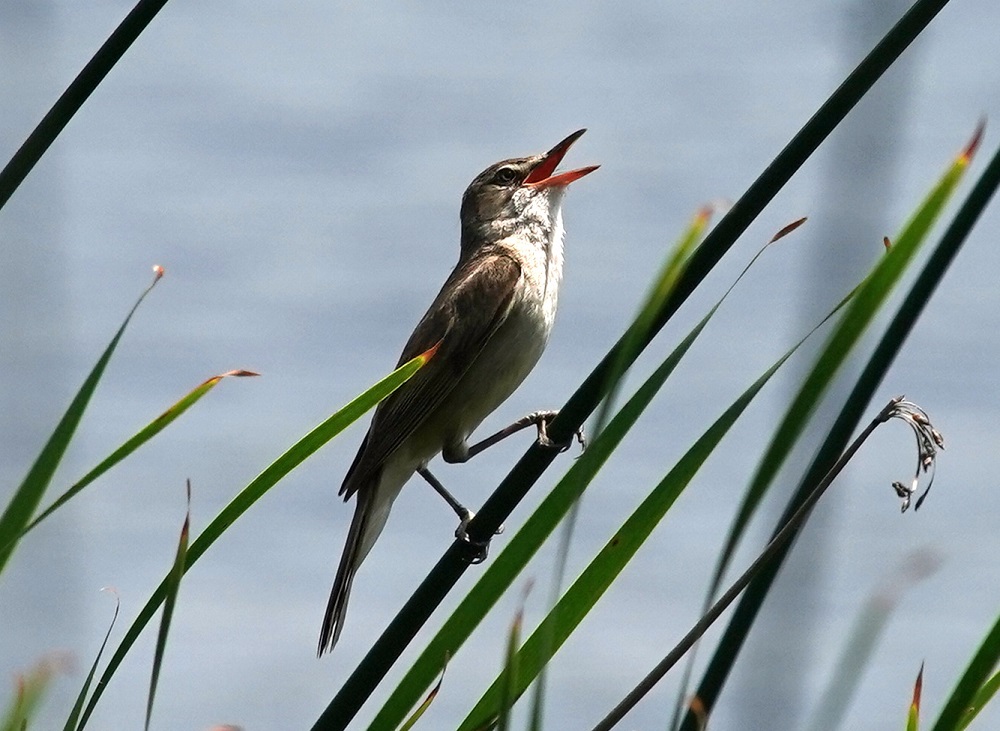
left=340, top=252, right=522, bottom=499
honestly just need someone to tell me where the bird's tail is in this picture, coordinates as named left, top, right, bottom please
left=317, top=482, right=392, bottom=656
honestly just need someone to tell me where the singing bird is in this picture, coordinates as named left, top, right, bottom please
left=319, top=130, right=598, bottom=654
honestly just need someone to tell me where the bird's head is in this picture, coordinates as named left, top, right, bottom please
left=459, top=129, right=598, bottom=256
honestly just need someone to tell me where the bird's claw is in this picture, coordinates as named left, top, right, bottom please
left=455, top=511, right=504, bottom=564
left=536, top=413, right=586, bottom=454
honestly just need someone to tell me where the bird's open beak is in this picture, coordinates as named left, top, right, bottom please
left=523, top=129, right=600, bottom=189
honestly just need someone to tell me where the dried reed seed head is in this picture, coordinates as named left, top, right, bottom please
left=883, top=398, right=942, bottom=513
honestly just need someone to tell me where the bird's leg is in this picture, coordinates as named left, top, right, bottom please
left=425, top=412, right=582, bottom=565
left=417, top=466, right=471, bottom=521
left=417, top=466, right=501, bottom=563
left=460, top=409, right=586, bottom=460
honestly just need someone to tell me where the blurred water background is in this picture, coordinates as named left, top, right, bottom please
left=2, top=1, right=999, bottom=729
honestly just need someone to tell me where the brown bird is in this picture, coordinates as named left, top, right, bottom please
left=319, top=130, right=597, bottom=655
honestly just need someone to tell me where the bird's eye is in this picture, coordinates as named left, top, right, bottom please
left=492, top=167, right=518, bottom=186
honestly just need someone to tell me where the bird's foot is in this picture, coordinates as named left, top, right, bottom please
left=456, top=510, right=504, bottom=564
left=534, top=411, right=587, bottom=454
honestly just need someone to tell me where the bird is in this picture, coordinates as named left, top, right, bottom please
left=318, top=129, right=598, bottom=655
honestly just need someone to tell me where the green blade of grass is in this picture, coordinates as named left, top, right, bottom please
left=73, top=345, right=436, bottom=730
left=15, top=369, right=258, bottom=546
left=0, top=269, right=162, bottom=576
left=679, top=132, right=1000, bottom=731
left=459, top=276, right=850, bottom=730
left=63, top=591, right=120, bottom=731
left=956, top=666, right=1000, bottom=731
left=0, top=0, right=172, bottom=213
left=145, top=481, right=191, bottom=731
left=931, top=612, right=1000, bottom=731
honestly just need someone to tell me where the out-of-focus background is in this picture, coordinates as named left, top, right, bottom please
left=2, top=1, right=998, bottom=729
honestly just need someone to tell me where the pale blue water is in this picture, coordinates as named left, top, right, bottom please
left=2, top=1, right=1000, bottom=729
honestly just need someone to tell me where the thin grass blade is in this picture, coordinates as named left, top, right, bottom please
left=0, top=268, right=162, bottom=576
left=63, top=590, right=120, bottom=731
left=145, top=481, right=191, bottom=731
left=594, top=397, right=928, bottom=731
left=0, top=0, right=172, bottom=212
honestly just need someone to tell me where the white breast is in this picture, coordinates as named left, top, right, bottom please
left=426, top=185, right=570, bottom=459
